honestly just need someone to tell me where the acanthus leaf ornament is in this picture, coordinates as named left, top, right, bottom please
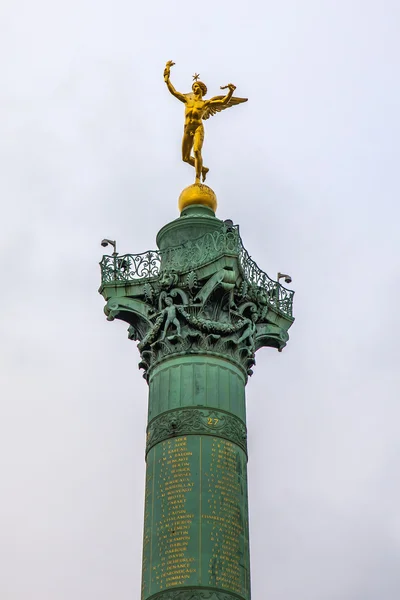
left=100, top=223, right=294, bottom=379
left=99, top=228, right=294, bottom=317
left=146, top=407, right=247, bottom=456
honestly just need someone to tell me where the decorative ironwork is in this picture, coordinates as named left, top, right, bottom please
left=146, top=407, right=247, bottom=456
left=100, top=226, right=294, bottom=318
left=237, top=242, right=294, bottom=317
left=100, top=229, right=239, bottom=283
left=100, top=251, right=161, bottom=283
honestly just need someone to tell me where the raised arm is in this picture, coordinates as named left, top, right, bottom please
left=207, top=83, right=236, bottom=107
left=164, top=60, right=186, bottom=103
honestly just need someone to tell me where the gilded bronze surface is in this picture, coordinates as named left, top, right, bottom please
left=164, top=61, right=247, bottom=184
left=178, top=183, right=217, bottom=213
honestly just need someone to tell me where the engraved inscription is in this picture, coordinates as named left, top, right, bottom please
left=202, top=438, right=249, bottom=596
left=141, top=451, right=154, bottom=599
left=153, top=437, right=197, bottom=592
left=142, top=435, right=250, bottom=600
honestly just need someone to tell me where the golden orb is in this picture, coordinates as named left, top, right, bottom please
left=178, top=183, right=217, bottom=213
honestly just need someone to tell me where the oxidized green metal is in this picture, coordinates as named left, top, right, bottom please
left=99, top=204, right=294, bottom=600
left=99, top=218, right=294, bottom=320
left=143, top=435, right=250, bottom=598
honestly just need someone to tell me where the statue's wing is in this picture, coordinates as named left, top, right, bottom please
left=202, top=96, right=248, bottom=120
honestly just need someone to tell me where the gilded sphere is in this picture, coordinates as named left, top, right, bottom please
left=178, top=183, right=217, bottom=213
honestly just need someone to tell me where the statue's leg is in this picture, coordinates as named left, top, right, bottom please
left=161, top=318, right=170, bottom=340
left=182, top=132, right=195, bottom=170
left=173, top=318, right=181, bottom=336
left=194, top=127, right=208, bottom=182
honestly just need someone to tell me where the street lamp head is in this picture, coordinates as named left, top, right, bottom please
left=277, top=272, right=292, bottom=285
left=101, top=238, right=117, bottom=253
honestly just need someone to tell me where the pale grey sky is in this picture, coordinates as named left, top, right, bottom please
left=1, top=1, right=399, bottom=599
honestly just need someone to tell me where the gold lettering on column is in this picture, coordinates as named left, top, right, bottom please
left=203, top=438, right=246, bottom=595
left=152, top=437, right=197, bottom=591
left=141, top=456, right=153, bottom=600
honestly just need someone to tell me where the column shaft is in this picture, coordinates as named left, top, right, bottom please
left=141, top=355, right=251, bottom=600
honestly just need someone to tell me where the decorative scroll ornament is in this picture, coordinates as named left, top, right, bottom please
left=100, top=222, right=294, bottom=379
left=137, top=294, right=257, bottom=379
left=100, top=251, right=161, bottom=282
left=100, top=227, right=294, bottom=318
left=146, top=407, right=247, bottom=456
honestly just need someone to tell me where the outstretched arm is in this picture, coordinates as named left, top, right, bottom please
left=164, top=60, right=186, bottom=103
left=207, top=83, right=236, bottom=107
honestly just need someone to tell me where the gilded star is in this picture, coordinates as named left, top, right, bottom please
left=192, top=73, right=200, bottom=82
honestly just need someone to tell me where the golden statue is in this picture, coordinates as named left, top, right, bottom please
left=164, top=61, right=247, bottom=184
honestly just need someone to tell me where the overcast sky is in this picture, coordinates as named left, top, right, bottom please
left=1, top=1, right=399, bottom=599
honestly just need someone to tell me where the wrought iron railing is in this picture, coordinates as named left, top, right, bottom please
left=100, top=228, right=239, bottom=284
left=237, top=244, right=294, bottom=317
left=100, top=226, right=294, bottom=317
left=100, top=251, right=161, bottom=282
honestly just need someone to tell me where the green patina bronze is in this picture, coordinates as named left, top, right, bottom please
left=99, top=204, right=294, bottom=600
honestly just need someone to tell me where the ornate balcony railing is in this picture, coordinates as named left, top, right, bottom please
left=100, top=251, right=161, bottom=282
left=100, top=226, right=294, bottom=318
left=237, top=244, right=294, bottom=317
left=100, top=228, right=240, bottom=284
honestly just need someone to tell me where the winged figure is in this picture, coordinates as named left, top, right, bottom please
left=164, top=61, right=247, bottom=183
